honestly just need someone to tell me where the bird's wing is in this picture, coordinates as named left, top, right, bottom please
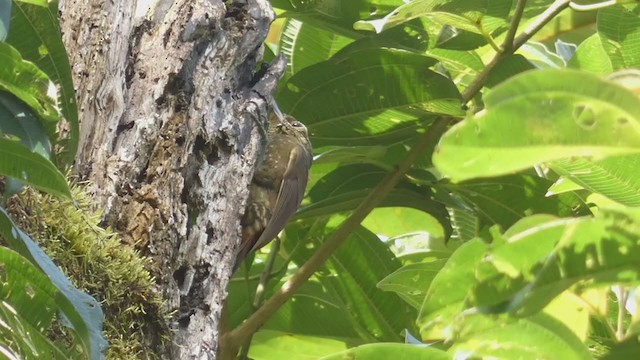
left=251, top=144, right=311, bottom=252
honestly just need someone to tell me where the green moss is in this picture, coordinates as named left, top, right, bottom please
left=6, top=185, right=169, bottom=359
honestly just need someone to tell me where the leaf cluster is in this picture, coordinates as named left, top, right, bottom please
left=0, top=0, right=106, bottom=358
left=227, top=1, right=640, bottom=359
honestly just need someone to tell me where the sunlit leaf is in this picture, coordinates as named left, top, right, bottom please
left=434, top=69, right=640, bottom=181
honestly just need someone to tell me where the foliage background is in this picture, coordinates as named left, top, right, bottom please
left=3, top=0, right=640, bottom=359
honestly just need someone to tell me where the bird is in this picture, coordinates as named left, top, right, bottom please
left=236, top=103, right=312, bottom=270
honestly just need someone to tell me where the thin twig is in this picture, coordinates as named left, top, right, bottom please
left=503, top=0, right=528, bottom=53
left=461, top=0, right=570, bottom=102
left=239, top=238, right=281, bottom=359
left=570, top=0, right=616, bottom=11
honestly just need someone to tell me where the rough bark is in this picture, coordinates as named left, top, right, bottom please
left=58, top=0, right=283, bottom=358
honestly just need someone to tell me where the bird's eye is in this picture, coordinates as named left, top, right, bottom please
left=290, top=121, right=305, bottom=128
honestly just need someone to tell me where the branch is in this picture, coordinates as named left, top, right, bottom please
left=461, top=0, right=571, bottom=102
left=570, top=0, right=616, bottom=11
left=226, top=117, right=452, bottom=348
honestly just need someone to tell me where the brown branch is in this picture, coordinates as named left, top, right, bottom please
left=225, top=117, right=452, bottom=350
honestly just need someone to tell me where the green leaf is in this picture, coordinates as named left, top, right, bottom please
left=262, top=279, right=362, bottom=339
left=280, top=18, right=358, bottom=76
left=439, top=174, right=590, bottom=232
left=473, top=208, right=640, bottom=317
left=471, top=215, right=579, bottom=311
left=278, top=47, right=463, bottom=148
left=568, top=34, right=613, bottom=74
left=13, top=0, right=47, bottom=6
left=417, top=239, right=487, bottom=339
left=325, top=226, right=411, bottom=341
left=518, top=42, right=566, bottom=69
left=354, top=0, right=511, bottom=35
left=447, top=207, right=479, bottom=243
left=0, top=90, right=53, bottom=198
left=0, top=245, right=57, bottom=324
left=0, top=90, right=51, bottom=157
left=0, top=207, right=107, bottom=359
left=0, top=139, right=70, bottom=198
left=0, top=42, right=60, bottom=146
left=597, top=4, right=640, bottom=70
left=363, top=207, right=445, bottom=239
left=377, top=260, right=447, bottom=309
left=448, top=313, right=593, bottom=360
left=433, top=69, right=640, bottom=182
left=300, top=164, right=451, bottom=236
left=0, top=300, right=70, bottom=359
left=8, top=1, right=80, bottom=163
left=248, top=330, right=350, bottom=360
left=485, top=54, right=535, bottom=88
left=426, top=48, right=484, bottom=74
left=313, top=145, right=389, bottom=167
left=319, top=343, right=451, bottom=360
left=601, top=335, right=640, bottom=360
left=551, top=155, right=640, bottom=207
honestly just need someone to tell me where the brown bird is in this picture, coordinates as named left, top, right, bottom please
left=236, top=103, right=313, bottom=270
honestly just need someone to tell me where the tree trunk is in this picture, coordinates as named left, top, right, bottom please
left=58, top=0, right=283, bottom=357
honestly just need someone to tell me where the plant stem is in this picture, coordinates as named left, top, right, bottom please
left=461, top=0, right=570, bottom=102
left=238, top=238, right=281, bottom=359
left=617, top=287, right=628, bottom=340
left=570, top=0, right=616, bottom=11
left=225, top=117, right=452, bottom=349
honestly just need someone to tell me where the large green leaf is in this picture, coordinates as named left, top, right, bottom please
left=448, top=313, right=593, bottom=360
left=438, top=174, right=590, bottom=232
left=299, top=163, right=451, bottom=236
left=0, top=91, right=51, bottom=157
left=0, top=138, right=70, bottom=198
left=0, top=300, right=70, bottom=359
left=362, top=207, right=445, bottom=239
left=0, top=207, right=107, bottom=360
left=433, top=69, right=640, bottom=181
left=472, top=208, right=640, bottom=317
left=279, top=18, right=358, bottom=77
left=377, top=259, right=447, bottom=309
left=275, top=221, right=413, bottom=342
left=597, top=4, right=640, bottom=70
left=0, top=90, right=54, bottom=198
left=262, top=278, right=362, bottom=339
left=8, top=1, right=79, bottom=163
left=320, top=343, right=451, bottom=360
left=568, top=34, right=612, bottom=74
left=249, top=330, right=350, bottom=360
left=324, top=226, right=411, bottom=341
left=417, top=239, right=487, bottom=339
left=278, top=47, right=463, bottom=148
left=0, top=42, right=60, bottom=146
left=470, top=215, right=579, bottom=311
left=552, top=155, right=640, bottom=206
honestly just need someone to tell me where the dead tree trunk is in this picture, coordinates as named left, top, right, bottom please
left=58, top=0, right=283, bottom=358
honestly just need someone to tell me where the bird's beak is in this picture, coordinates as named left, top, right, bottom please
left=271, top=99, right=285, bottom=123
